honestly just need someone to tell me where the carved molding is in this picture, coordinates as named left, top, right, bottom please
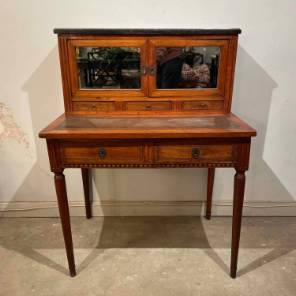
left=63, top=162, right=234, bottom=168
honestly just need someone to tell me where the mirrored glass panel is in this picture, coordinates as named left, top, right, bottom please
left=76, top=47, right=141, bottom=89
left=156, top=46, right=220, bottom=89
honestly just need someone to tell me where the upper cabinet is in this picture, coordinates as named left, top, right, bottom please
left=56, top=29, right=240, bottom=115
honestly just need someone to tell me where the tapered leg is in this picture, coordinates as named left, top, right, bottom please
left=81, top=168, right=92, bottom=219
left=230, top=169, right=246, bottom=278
left=54, top=171, right=76, bottom=277
left=206, top=168, right=215, bottom=220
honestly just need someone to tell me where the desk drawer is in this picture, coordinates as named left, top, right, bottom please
left=73, top=102, right=116, bottom=113
left=125, top=101, right=171, bottom=111
left=155, top=144, right=234, bottom=163
left=63, top=145, right=143, bottom=164
left=182, top=100, right=224, bottom=111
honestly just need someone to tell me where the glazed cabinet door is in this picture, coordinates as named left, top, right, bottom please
left=147, top=38, right=231, bottom=98
left=67, top=38, right=148, bottom=98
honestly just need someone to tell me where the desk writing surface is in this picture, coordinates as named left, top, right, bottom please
left=40, top=113, right=256, bottom=139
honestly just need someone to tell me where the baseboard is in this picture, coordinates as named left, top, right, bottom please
left=0, top=200, right=296, bottom=217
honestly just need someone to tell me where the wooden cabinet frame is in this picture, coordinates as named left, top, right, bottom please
left=59, top=34, right=238, bottom=115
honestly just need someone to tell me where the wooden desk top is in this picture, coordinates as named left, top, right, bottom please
left=39, top=113, right=256, bottom=140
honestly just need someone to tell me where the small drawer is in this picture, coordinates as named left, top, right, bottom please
left=63, top=145, right=143, bottom=164
left=72, top=102, right=116, bottom=113
left=155, top=144, right=233, bottom=163
left=182, top=100, right=224, bottom=111
left=125, top=101, right=171, bottom=111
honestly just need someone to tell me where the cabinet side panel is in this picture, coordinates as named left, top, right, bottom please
left=224, top=36, right=238, bottom=112
left=58, top=36, right=72, bottom=114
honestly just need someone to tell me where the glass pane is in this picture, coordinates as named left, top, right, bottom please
left=76, top=47, right=141, bottom=89
left=156, top=46, right=220, bottom=89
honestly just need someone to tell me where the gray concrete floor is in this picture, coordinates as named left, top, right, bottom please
left=0, top=216, right=295, bottom=296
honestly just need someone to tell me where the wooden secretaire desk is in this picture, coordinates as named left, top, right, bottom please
left=39, top=28, right=256, bottom=278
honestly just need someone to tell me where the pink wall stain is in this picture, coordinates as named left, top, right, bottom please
left=0, top=102, right=30, bottom=149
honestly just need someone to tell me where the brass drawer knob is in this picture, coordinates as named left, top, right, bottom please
left=145, top=105, right=152, bottom=110
left=98, top=148, right=107, bottom=159
left=192, top=148, right=200, bottom=159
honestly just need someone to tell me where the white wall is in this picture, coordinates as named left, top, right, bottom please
left=0, top=0, right=295, bottom=215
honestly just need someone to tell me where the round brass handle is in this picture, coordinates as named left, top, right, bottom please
left=145, top=105, right=152, bottom=110
left=199, top=103, right=208, bottom=108
left=98, top=148, right=107, bottom=159
left=192, top=148, right=200, bottom=159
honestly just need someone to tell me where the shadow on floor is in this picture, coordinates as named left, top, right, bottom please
left=1, top=38, right=295, bottom=281
left=0, top=216, right=295, bottom=278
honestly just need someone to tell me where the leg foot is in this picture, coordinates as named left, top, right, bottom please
left=70, top=269, right=77, bottom=277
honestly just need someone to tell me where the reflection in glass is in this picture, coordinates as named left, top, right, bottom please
left=76, top=47, right=141, bottom=89
left=156, top=46, right=220, bottom=89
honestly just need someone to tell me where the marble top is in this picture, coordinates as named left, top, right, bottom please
left=53, top=28, right=241, bottom=36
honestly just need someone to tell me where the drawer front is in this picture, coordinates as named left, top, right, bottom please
left=155, top=144, right=234, bottom=163
left=182, top=100, right=224, bottom=111
left=125, top=101, right=171, bottom=111
left=63, top=145, right=143, bottom=164
left=73, top=102, right=116, bottom=113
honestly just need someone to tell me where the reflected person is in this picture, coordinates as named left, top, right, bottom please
left=156, top=47, right=183, bottom=89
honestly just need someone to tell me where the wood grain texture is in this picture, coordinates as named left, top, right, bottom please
left=63, top=145, right=144, bottom=164
left=59, top=140, right=240, bottom=167
left=125, top=101, right=172, bottom=111
left=58, top=37, right=73, bottom=114
left=155, top=144, right=233, bottom=163
left=39, top=113, right=256, bottom=139
left=72, top=102, right=116, bottom=113
left=182, top=100, right=224, bottom=111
